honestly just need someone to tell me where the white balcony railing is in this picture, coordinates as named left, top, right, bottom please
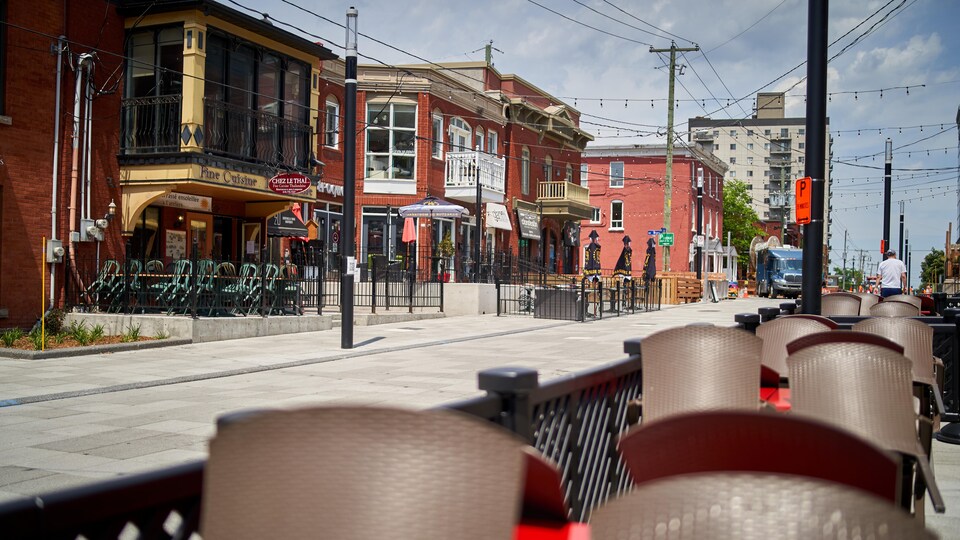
left=444, top=150, right=506, bottom=203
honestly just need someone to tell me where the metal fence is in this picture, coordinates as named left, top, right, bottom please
left=497, top=274, right=662, bottom=321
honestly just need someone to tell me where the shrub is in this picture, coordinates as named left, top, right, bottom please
left=28, top=329, right=46, bottom=351
left=90, top=324, right=106, bottom=342
left=68, top=321, right=92, bottom=346
left=121, top=324, right=142, bottom=343
left=44, top=308, right=66, bottom=335
left=155, top=329, right=170, bottom=340
left=1, top=328, right=24, bottom=347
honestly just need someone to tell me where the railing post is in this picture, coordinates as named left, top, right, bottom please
left=496, top=277, right=501, bottom=316
left=579, top=277, right=586, bottom=322
left=371, top=257, right=378, bottom=314
left=408, top=268, right=414, bottom=314
left=190, top=243, right=199, bottom=320
left=439, top=262, right=444, bottom=313
left=385, top=261, right=391, bottom=311
left=477, top=367, right=539, bottom=441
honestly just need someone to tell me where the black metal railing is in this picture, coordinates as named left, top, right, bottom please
left=496, top=271, right=662, bottom=321
left=203, top=98, right=311, bottom=170
left=320, top=257, right=443, bottom=313
left=120, top=95, right=182, bottom=154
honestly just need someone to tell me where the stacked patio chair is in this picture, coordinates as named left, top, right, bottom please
left=84, top=259, right=121, bottom=310
left=786, top=338, right=945, bottom=518
left=870, top=299, right=921, bottom=317
left=146, top=259, right=192, bottom=314
left=885, top=293, right=923, bottom=311
left=193, top=259, right=217, bottom=315
left=820, top=291, right=861, bottom=316
left=855, top=291, right=881, bottom=315
left=590, top=472, right=933, bottom=539
left=201, top=406, right=531, bottom=540
left=755, top=315, right=836, bottom=411
left=279, top=263, right=302, bottom=315
left=221, top=262, right=259, bottom=316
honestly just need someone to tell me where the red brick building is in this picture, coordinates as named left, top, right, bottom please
left=581, top=145, right=727, bottom=275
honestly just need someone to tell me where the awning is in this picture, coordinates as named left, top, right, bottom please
left=267, top=208, right=308, bottom=237
left=485, top=203, right=513, bottom=231
left=516, top=208, right=540, bottom=240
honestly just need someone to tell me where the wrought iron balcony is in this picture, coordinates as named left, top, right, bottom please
left=203, top=98, right=312, bottom=171
left=444, top=150, right=506, bottom=204
left=537, top=181, right=593, bottom=220
left=120, top=95, right=182, bottom=154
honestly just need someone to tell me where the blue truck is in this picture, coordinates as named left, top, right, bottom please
left=755, top=247, right=803, bottom=299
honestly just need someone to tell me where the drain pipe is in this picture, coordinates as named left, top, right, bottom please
left=68, top=53, right=93, bottom=297
left=49, top=36, right=66, bottom=306
left=83, top=64, right=94, bottom=221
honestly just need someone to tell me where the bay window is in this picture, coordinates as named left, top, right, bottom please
left=366, top=102, right=416, bottom=180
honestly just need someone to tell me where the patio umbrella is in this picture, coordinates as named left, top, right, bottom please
left=398, top=195, right=469, bottom=218
left=644, top=237, right=657, bottom=282
left=401, top=217, right=417, bottom=243
left=613, top=235, right=632, bottom=280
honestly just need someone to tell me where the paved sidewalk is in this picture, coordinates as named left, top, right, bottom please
left=0, top=297, right=957, bottom=535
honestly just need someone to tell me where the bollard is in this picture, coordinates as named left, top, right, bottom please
left=735, top=313, right=761, bottom=333
left=477, top=367, right=538, bottom=441
left=758, top=306, right=780, bottom=323
left=779, top=302, right=798, bottom=315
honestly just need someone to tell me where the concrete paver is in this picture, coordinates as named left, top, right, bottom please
left=0, top=297, right=957, bottom=537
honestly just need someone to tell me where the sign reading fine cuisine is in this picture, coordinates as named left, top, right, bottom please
left=268, top=172, right=312, bottom=195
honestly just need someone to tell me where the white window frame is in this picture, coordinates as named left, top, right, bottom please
left=365, top=102, right=417, bottom=181
left=487, top=129, right=498, bottom=155
left=566, top=163, right=573, bottom=182
left=610, top=200, right=624, bottom=230
left=580, top=163, right=588, bottom=187
left=475, top=127, right=484, bottom=153
left=590, top=207, right=601, bottom=224
left=609, top=161, right=624, bottom=188
left=449, top=117, right=471, bottom=151
left=521, top=147, right=530, bottom=195
left=431, top=110, right=443, bottom=158
left=324, top=97, right=340, bottom=149
left=543, top=155, right=553, bottom=182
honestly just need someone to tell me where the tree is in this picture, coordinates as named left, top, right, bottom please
left=832, top=265, right=863, bottom=291
left=920, top=248, right=944, bottom=288
left=722, top=179, right=765, bottom=275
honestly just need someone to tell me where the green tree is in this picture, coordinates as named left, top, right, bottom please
left=722, top=179, right=765, bottom=275
left=920, top=248, right=944, bottom=288
left=832, top=265, right=863, bottom=291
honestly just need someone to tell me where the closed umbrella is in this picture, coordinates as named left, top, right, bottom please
left=401, top=217, right=417, bottom=243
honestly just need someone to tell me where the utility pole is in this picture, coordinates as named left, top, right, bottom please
left=801, top=0, right=828, bottom=313
left=649, top=41, right=699, bottom=272
left=898, top=200, right=904, bottom=257
left=882, top=138, right=892, bottom=255
left=696, top=167, right=705, bottom=302
left=905, top=228, right=911, bottom=292
left=340, top=7, right=358, bottom=349
left=841, top=229, right=848, bottom=290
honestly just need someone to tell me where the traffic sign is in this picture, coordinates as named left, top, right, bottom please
left=647, top=229, right=656, bottom=235
left=659, top=232, right=674, bottom=246
left=693, top=234, right=705, bottom=247
left=660, top=227, right=667, bottom=233
left=795, top=176, right=812, bottom=225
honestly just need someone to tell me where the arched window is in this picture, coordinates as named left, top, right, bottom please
left=448, top=117, right=471, bottom=151
left=521, top=147, right=530, bottom=195
left=431, top=109, right=443, bottom=158
left=475, top=127, right=484, bottom=152
left=566, top=164, right=573, bottom=182
left=543, top=155, right=553, bottom=182
left=324, top=96, right=340, bottom=148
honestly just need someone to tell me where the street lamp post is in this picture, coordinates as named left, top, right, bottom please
left=340, top=7, right=358, bottom=349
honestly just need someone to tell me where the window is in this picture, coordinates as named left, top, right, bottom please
left=729, top=157, right=736, bottom=164
left=798, top=142, right=805, bottom=149
left=521, top=147, right=530, bottom=195
left=580, top=164, right=588, bottom=187
left=0, top=0, right=6, bottom=116
left=747, top=170, right=754, bottom=177
left=798, top=156, right=805, bottom=164
left=609, top=161, right=624, bottom=187
left=123, top=26, right=184, bottom=153
left=764, top=129, right=771, bottom=136
left=365, top=102, right=416, bottom=180
left=764, top=143, right=770, bottom=150
left=747, top=157, right=753, bottom=165
left=712, top=130, right=719, bottom=137
left=566, top=163, right=573, bottom=182
left=747, top=130, right=754, bottom=136
left=199, top=32, right=311, bottom=168
left=764, top=170, right=770, bottom=177
left=475, top=127, right=484, bottom=152
left=590, top=207, right=601, bottom=223
left=431, top=111, right=443, bottom=158
left=487, top=129, right=498, bottom=155
left=780, top=128, right=789, bottom=137
left=325, top=97, right=340, bottom=148
left=729, top=143, right=736, bottom=151
left=729, top=129, right=737, bottom=137
left=610, top=201, right=623, bottom=230
left=543, top=155, right=553, bottom=182
left=729, top=170, right=735, bottom=177
left=747, top=143, right=753, bottom=150
left=798, top=128, right=805, bottom=136
left=448, top=117, right=470, bottom=150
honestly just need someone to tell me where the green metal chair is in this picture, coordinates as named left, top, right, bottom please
left=250, top=263, right=281, bottom=315
left=223, top=263, right=259, bottom=316
left=84, top=259, right=121, bottom=310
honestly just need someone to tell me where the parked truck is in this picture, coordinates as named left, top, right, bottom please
left=748, top=236, right=804, bottom=299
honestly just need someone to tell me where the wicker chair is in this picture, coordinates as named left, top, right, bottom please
left=589, top=472, right=934, bottom=540
left=856, top=292, right=881, bottom=315
left=870, top=299, right=921, bottom=317
left=636, top=325, right=762, bottom=424
left=617, top=411, right=900, bottom=503
left=786, top=342, right=945, bottom=515
left=201, top=406, right=528, bottom=540
left=757, top=316, right=834, bottom=383
left=885, top=294, right=922, bottom=310
left=820, top=292, right=861, bottom=316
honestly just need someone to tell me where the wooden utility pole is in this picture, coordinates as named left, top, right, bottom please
left=650, top=42, right=699, bottom=271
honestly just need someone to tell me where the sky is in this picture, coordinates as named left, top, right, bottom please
left=253, top=0, right=960, bottom=287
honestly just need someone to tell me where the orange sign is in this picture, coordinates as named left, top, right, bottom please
left=795, top=176, right=812, bottom=225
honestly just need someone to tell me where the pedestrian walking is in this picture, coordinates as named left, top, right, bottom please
left=876, top=250, right=907, bottom=298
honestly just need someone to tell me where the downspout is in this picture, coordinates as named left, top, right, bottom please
left=50, top=36, right=66, bottom=306
left=83, top=67, right=93, bottom=221
left=68, top=54, right=93, bottom=297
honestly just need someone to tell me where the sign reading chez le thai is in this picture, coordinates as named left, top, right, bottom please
left=268, top=172, right=312, bottom=195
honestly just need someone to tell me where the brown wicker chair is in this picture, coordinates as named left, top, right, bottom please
left=885, top=294, right=922, bottom=310
left=617, top=411, right=900, bottom=503
left=637, top=325, right=762, bottom=424
left=853, top=318, right=945, bottom=454
left=589, top=472, right=933, bottom=540
left=856, top=292, right=881, bottom=315
left=780, top=313, right=840, bottom=329
left=820, top=292, right=861, bottom=316
left=757, top=316, right=835, bottom=382
left=201, top=406, right=528, bottom=540
left=786, top=342, right=945, bottom=515
left=871, top=299, right=921, bottom=317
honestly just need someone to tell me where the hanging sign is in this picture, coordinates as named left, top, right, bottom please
left=268, top=172, right=312, bottom=195
left=795, top=176, right=812, bottom=225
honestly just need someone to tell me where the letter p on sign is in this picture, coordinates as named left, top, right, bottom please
left=795, top=176, right=812, bottom=225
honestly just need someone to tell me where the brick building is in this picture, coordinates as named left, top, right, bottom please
left=581, top=145, right=727, bottom=275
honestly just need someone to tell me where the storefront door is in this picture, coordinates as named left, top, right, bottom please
left=186, top=213, right=213, bottom=258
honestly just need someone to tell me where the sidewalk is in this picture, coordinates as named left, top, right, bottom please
left=0, top=297, right=957, bottom=534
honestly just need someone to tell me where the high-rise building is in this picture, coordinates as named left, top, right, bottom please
left=688, top=92, right=832, bottom=248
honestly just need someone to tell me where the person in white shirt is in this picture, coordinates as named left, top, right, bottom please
left=876, top=250, right=907, bottom=298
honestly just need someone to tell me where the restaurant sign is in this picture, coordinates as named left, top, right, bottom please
left=516, top=208, right=540, bottom=240
left=155, top=192, right=212, bottom=212
left=268, top=172, right=312, bottom=195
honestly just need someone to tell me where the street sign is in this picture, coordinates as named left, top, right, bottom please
left=659, top=232, right=674, bottom=246
left=660, top=227, right=667, bottom=233
left=647, top=229, right=656, bottom=235
left=693, top=234, right=705, bottom=247
left=795, top=176, right=812, bottom=225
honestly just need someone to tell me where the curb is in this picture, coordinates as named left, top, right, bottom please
left=0, top=338, right=194, bottom=360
